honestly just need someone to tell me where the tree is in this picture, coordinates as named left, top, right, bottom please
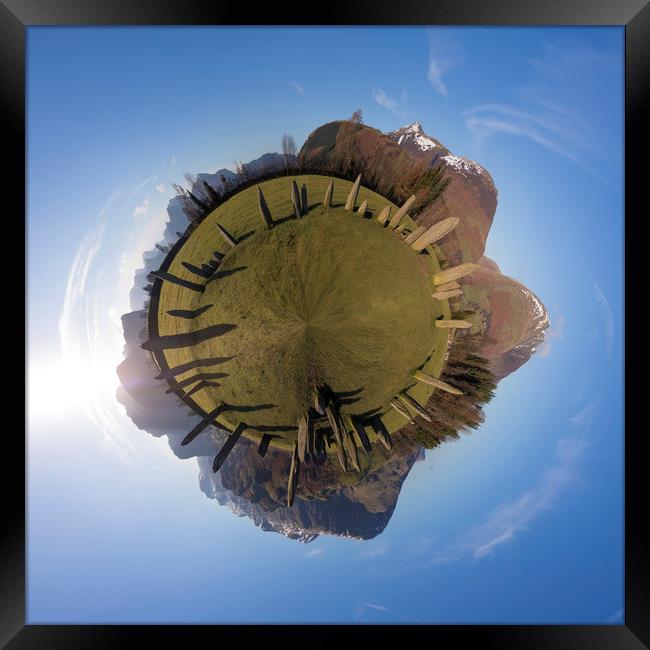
left=350, top=109, right=363, bottom=124
left=401, top=333, right=497, bottom=449
left=281, top=134, right=297, bottom=170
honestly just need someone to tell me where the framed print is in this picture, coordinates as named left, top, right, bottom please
left=8, top=0, right=648, bottom=646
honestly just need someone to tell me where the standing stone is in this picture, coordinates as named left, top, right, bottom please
left=258, top=434, right=273, bottom=457
left=436, top=280, right=461, bottom=292
left=257, top=186, right=274, bottom=229
left=390, top=399, right=413, bottom=422
left=345, top=174, right=361, bottom=211
left=334, top=437, right=349, bottom=472
left=325, top=405, right=340, bottom=439
left=342, top=419, right=361, bottom=472
left=435, top=319, right=473, bottom=329
left=376, top=206, right=391, bottom=225
left=432, top=289, right=463, bottom=300
left=297, top=413, right=309, bottom=462
left=300, top=183, right=308, bottom=215
left=215, top=223, right=237, bottom=247
left=357, top=200, right=368, bottom=217
left=397, top=393, right=432, bottom=422
left=404, top=225, right=427, bottom=245
left=323, top=179, right=333, bottom=207
left=432, top=263, right=480, bottom=285
left=287, top=442, right=301, bottom=507
left=370, top=416, right=393, bottom=450
left=351, top=416, right=372, bottom=454
left=307, top=411, right=316, bottom=458
left=413, top=369, right=464, bottom=395
left=213, top=422, right=246, bottom=472
left=388, top=194, right=416, bottom=229
left=313, top=388, right=326, bottom=415
left=291, top=180, right=302, bottom=218
left=411, top=217, right=460, bottom=252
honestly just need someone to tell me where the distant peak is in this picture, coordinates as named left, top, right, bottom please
left=397, top=121, right=422, bottom=133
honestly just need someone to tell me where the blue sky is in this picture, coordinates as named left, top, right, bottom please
left=27, top=26, right=624, bottom=623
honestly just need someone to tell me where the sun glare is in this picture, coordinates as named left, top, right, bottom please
left=28, top=358, right=119, bottom=423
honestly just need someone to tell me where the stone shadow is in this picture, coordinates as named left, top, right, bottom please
left=206, top=266, right=247, bottom=285
left=155, top=355, right=236, bottom=379
left=166, top=304, right=214, bottom=319
left=166, top=371, right=229, bottom=392
left=142, top=323, right=237, bottom=351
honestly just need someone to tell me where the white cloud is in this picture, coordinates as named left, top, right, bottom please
left=362, top=602, right=388, bottom=612
left=58, top=210, right=139, bottom=463
left=463, top=40, right=619, bottom=179
left=303, top=547, right=325, bottom=559
left=593, top=282, right=614, bottom=360
left=128, top=176, right=152, bottom=200
left=155, top=183, right=166, bottom=193
left=355, top=541, right=390, bottom=560
left=605, top=608, right=624, bottom=624
left=429, top=406, right=594, bottom=565
left=371, top=88, right=409, bottom=117
left=132, top=199, right=149, bottom=218
left=464, top=104, right=591, bottom=172
left=428, top=60, right=447, bottom=97
left=170, top=155, right=176, bottom=166
left=427, top=29, right=463, bottom=97
left=288, top=81, right=304, bottom=94
left=355, top=601, right=424, bottom=623
left=372, top=88, right=396, bottom=111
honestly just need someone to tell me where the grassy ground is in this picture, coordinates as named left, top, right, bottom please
left=154, top=175, right=451, bottom=453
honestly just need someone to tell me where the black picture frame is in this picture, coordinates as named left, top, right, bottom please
left=8, top=0, right=647, bottom=646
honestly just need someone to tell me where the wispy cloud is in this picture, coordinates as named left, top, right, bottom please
left=128, top=176, right=152, bottom=201
left=463, top=39, right=620, bottom=178
left=59, top=197, right=140, bottom=464
left=464, top=103, right=594, bottom=173
left=429, top=405, right=594, bottom=565
left=355, top=541, right=390, bottom=560
left=593, top=282, right=614, bottom=360
left=372, top=88, right=408, bottom=116
left=605, top=608, right=624, bottom=624
left=288, top=81, right=304, bottom=94
left=355, top=601, right=424, bottom=623
left=303, top=547, right=325, bottom=559
left=155, top=183, right=166, bottom=193
left=427, top=29, right=463, bottom=97
left=361, top=602, right=388, bottom=612
left=133, top=199, right=149, bottom=218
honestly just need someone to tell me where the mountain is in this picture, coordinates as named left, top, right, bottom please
left=198, top=435, right=423, bottom=541
left=387, top=121, right=449, bottom=162
left=298, top=119, right=548, bottom=381
left=463, top=256, right=549, bottom=380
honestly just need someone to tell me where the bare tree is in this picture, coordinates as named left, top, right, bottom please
left=234, top=158, right=247, bottom=180
left=281, top=134, right=297, bottom=170
left=350, top=108, right=363, bottom=124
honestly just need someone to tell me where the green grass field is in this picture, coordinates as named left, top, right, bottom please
left=153, top=175, right=451, bottom=453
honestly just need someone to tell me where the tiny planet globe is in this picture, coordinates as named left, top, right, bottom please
left=143, top=173, right=476, bottom=504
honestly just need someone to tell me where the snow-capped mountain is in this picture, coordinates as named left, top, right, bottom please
left=387, top=121, right=449, bottom=162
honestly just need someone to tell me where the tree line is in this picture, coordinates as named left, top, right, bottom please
left=406, top=334, right=497, bottom=449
